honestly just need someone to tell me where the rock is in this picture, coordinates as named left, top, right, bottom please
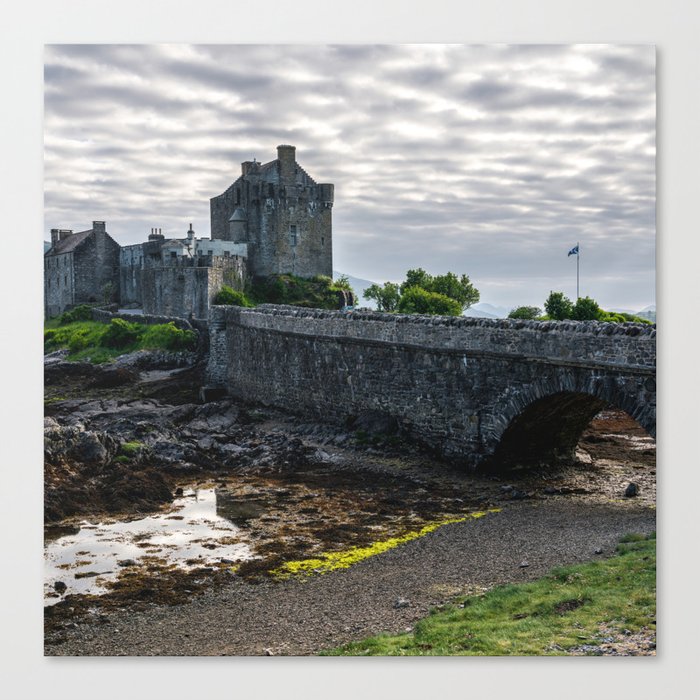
left=175, top=487, right=184, bottom=496
left=519, top=561, right=529, bottom=568
left=349, top=410, right=399, bottom=436
left=394, top=598, right=410, bottom=609
left=117, top=559, right=137, bottom=567
left=624, top=483, right=639, bottom=497
left=90, top=367, right=139, bottom=389
left=594, top=547, right=603, bottom=555
left=53, top=581, right=67, bottom=594
left=263, top=648, right=275, bottom=656
left=200, top=386, right=227, bottom=403
left=543, top=487, right=558, bottom=495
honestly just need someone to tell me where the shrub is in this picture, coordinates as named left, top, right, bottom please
left=544, top=292, right=574, bottom=320
left=58, top=304, right=94, bottom=325
left=101, top=318, right=143, bottom=349
left=508, top=306, right=542, bottom=320
left=141, top=322, right=197, bottom=351
left=572, top=296, right=603, bottom=321
left=213, top=285, right=253, bottom=307
left=397, top=286, right=462, bottom=316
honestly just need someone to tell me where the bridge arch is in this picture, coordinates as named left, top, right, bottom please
left=484, top=372, right=655, bottom=469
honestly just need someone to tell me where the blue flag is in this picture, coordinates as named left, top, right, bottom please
left=568, top=245, right=579, bottom=257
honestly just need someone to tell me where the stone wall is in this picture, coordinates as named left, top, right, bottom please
left=141, top=256, right=247, bottom=320
left=207, top=305, right=656, bottom=468
left=44, top=252, right=75, bottom=318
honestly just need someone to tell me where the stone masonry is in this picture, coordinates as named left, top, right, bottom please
left=210, top=145, right=333, bottom=278
left=44, top=222, right=120, bottom=317
left=206, top=305, right=656, bottom=469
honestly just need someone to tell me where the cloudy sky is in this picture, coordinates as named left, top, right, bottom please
left=44, top=44, right=655, bottom=311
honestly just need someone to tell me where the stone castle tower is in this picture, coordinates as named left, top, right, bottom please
left=210, top=145, right=333, bottom=278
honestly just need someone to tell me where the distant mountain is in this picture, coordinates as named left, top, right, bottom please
left=464, top=307, right=498, bottom=319
left=468, top=302, right=509, bottom=319
left=333, top=271, right=378, bottom=308
left=611, top=305, right=656, bottom=322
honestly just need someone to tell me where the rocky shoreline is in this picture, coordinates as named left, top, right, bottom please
left=44, top=349, right=656, bottom=655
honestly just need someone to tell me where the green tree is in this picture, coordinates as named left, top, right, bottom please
left=429, top=272, right=480, bottom=310
left=397, top=287, right=462, bottom=316
left=400, top=268, right=479, bottom=311
left=544, top=291, right=574, bottom=320
left=508, top=306, right=542, bottom=320
left=364, top=282, right=401, bottom=312
left=572, top=296, right=603, bottom=321
left=400, top=268, right=432, bottom=294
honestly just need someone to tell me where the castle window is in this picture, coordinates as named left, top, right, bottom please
left=268, top=183, right=274, bottom=198
left=170, top=251, right=177, bottom=259
left=289, top=225, right=298, bottom=247
left=236, top=188, right=241, bottom=206
left=64, top=275, right=67, bottom=285
left=321, top=237, right=325, bottom=247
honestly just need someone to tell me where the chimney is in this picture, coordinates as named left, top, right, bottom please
left=93, top=221, right=105, bottom=234
left=242, top=160, right=255, bottom=176
left=277, top=144, right=296, bottom=185
left=58, top=229, right=73, bottom=241
left=50, top=229, right=59, bottom=247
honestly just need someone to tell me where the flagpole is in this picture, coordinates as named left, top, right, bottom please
left=577, top=241, right=580, bottom=300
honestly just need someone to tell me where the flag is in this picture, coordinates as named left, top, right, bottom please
left=568, top=245, right=579, bottom=257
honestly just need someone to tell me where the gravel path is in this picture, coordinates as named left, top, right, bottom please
left=48, top=498, right=655, bottom=656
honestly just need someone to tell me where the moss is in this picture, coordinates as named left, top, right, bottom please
left=270, top=509, right=500, bottom=580
left=119, top=441, right=143, bottom=457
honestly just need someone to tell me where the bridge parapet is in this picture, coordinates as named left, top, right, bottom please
left=210, top=304, right=655, bottom=371
left=207, top=304, right=655, bottom=468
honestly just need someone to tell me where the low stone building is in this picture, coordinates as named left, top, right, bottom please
left=119, top=224, right=247, bottom=319
left=44, top=221, right=120, bottom=318
left=210, top=144, right=334, bottom=278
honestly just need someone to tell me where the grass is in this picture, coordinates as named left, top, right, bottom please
left=118, top=441, right=143, bottom=457
left=324, top=532, right=655, bottom=656
left=44, top=318, right=197, bottom=363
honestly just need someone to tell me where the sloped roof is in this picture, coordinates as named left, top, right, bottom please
left=44, top=229, right=92, bottom=256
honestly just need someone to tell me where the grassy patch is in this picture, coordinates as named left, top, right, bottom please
left=271, top=510, right=500, bottom=580
left=118, top=441, right=143, bottom=458
left=44, top=319, right=197, bottom=363
left=325, top=532, right=655, bottom=656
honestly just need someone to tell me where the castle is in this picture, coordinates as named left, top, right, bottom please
left=44, top=145, right=334, bottom=319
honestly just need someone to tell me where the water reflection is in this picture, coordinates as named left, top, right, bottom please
left=44, top=488, right=255, bottom=604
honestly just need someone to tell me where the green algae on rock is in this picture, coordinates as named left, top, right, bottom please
left=270, top=509, right=501, bottom=580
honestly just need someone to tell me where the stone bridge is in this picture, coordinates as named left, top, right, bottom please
left=206, top=305, right=656, bottom=469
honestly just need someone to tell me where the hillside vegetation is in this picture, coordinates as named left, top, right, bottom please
left=213, top=274, right=353, bottom=310
left=45, top=306, right=197, bottom=363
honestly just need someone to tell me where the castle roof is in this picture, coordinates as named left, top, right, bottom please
left=44, top=229, right=93, bottom=256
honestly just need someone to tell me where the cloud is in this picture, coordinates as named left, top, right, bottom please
left=43, top=44, right=655, bottom=310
